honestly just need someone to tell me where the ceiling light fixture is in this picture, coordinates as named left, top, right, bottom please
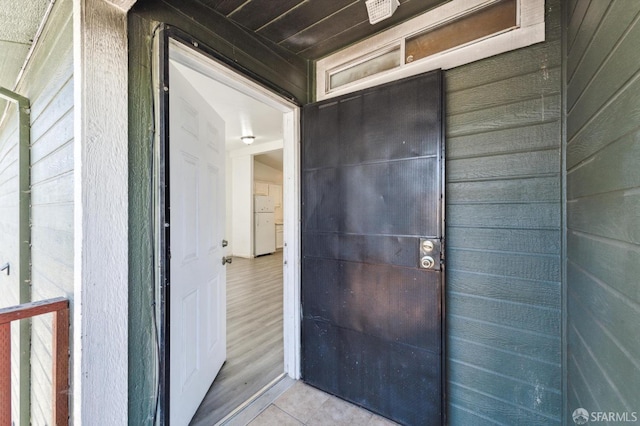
left=365, top=0, right=400, bottom=25
left=241, top=135, right=255, bottom=145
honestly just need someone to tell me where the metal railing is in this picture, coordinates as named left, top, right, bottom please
left=0, top=297, right=69, bottom=426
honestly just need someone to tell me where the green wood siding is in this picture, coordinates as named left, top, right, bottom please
left=127, top=12, right=158, bottom=426
left=444, top=0, right=563, bottom=423
left=566, top=0, right=640, bottom=421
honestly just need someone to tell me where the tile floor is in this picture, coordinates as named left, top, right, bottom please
left=246, top=381, right=399, bottom=426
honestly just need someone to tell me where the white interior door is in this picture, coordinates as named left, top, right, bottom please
left=169, top=61, right=227, bottom=426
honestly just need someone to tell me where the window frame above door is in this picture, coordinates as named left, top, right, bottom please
left=316, top=0, right=545, bottom=100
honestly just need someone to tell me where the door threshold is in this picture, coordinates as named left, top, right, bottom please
left=217, top=373, right=294, bottom=426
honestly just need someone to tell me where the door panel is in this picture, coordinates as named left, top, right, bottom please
left=302, top=71, right=443, bottom=425
left=169, top=62, right=227, bottom=426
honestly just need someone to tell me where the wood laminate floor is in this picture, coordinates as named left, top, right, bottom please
left=190, top=251, right=284, bottom=425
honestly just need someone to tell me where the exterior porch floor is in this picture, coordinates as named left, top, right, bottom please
left=225, top=377, right=399, bottom=426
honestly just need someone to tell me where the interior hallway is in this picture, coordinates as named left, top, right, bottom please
left=190, top=251, right=285, bottom=425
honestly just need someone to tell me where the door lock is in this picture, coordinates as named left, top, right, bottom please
left=222, top=239, right=228, bottom=247
left=222, top=256, right=232, bottom=265
left=419, top=238, right=441, bottom=270
left=420, top=256, right=435, bottom=269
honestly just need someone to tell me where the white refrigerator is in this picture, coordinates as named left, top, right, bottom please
left=254, top=195, right=276, bottom=256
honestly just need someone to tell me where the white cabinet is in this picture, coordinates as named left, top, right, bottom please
left=268, top=184, right=282, bottom=207
left=254, top=181, right=269, bottom=195
left=275, top=224, right=284, bottom=249
left=255, top=181, right=284, bottom=244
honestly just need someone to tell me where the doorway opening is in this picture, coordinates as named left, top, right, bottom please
left=160, top=35, right=301, bottom=426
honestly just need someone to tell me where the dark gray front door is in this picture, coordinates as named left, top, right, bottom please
left=301, top=70, right=445, bottom=425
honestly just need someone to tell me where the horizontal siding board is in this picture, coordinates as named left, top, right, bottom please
left=567, top=231, right=640, bottom=304
left=30, top=268, right=73, bottom=297
left=567, top=130, right=640, bottom=198
left=567, top=75, right=640, bottom=168
left=448, top=293, right=560, bottom=337
left=445, top=40, right=562, bottom=93
left=30, top=75, right=73, bottom=141
left=565, top=0, right=611, bottom=83
left=447, top=68, right=561, bottom=116
left=449, top=338, right=561, bottom=390
left=447, top=383, right=562, bottom=425
left=28, top=55, right=74, bottom=123
left=31, top=109, right=73, bottom=165
left=567, top=1, right=640, bottom=98
left=448, top=176, right=560, bottom=204
left=568, top=262, right=640, bottom=362
left=446, top=121, right=561, bottom=160
left=448, top=248, right=560, bottom=282
left=448, top=404, right=501, bottom=426
left=0, top=167, right=18, bottom=192
left=31, top=171, right=74, bottom=205
left=447, top=269, right=560, bottom=309
left=567, top=18, right=640, bottom=136
left=30, top=140, right=73, bottom=185
left=448, top=315, right=560, bottom=363
left=448, top=150, right=560, bottom=182
left=566, top=0, right=590, bottom=50
left=30, top=203, right=73, bottom=234
left=567, top=353, right=600, bottom=412
left=449, top=360, right=561, bottom=419
left=447, top=202, right=560, bottom=229
left=447, top=94, right=561, bottom=138
left=31, top=228, right=74, bottom=271
left=567, top=191, right=640, bottom=245
left=447, top=227, right=560, bottom=254
left=568, top=298, right=640, bottom=411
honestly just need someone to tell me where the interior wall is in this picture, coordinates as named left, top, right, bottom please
left=254, top=159, right=283, bottom=183
left=231, top=155, right=253, bottom=258
left=565, top=0, right=640, bottom=420
left=444, top=0, right=563, bottom=423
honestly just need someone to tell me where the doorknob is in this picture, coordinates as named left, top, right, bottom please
left=419, top=238, right=441, bottom=270
left=420, top=256, right=435, bottom=269
left=1, top=263, right=8, bottom=276
left=222, top=256, right=232, bottom=265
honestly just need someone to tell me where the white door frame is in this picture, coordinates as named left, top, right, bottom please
left=164, top=38, right=302, bottom=387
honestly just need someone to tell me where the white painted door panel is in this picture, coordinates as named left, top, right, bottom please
left=169, top=62, right=226, bottom=426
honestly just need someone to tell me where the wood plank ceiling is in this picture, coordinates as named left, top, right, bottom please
left=194, top=0, right=450, bottom=60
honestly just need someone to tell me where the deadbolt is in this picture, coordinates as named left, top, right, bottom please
left=420, top=256, right=435, bottom=269
left=419, top=238, right=441, bottom=270
left=421, top=240, right=434, bottom=252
